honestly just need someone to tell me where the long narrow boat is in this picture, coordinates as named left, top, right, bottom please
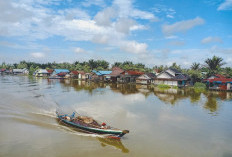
left=56, top=112, right=129, bottom=138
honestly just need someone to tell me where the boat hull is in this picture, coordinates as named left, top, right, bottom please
left=57, top=114, right=128, bottom=137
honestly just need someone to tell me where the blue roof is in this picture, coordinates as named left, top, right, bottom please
left=54, top=69, right=70, bottom=73
left=92, top=70, right=112, bottom=76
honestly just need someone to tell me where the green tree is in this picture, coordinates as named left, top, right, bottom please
left=170, top=62, right=181, bottom=71
left=112, top=62, right=122, bottom=67
left=88, top=59, right=97, bottom=70
left=17, top=61, right=28, bottom=69
left=205, top=56, right=225, bottom=76
left=191, top=62, right=200, bottom=70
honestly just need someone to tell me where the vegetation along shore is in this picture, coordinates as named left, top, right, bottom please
left=1, top=56, right=232, bottom=91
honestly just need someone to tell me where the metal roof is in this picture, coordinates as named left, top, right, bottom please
left=168, top=68, right=182, bottom=74
left=92, top=70, right=112, bottom=76
left=37, top=69, right=49, bottom=73
left=54, top=69, right=70, bottom=73
left=173, top=74, right=189, bottom=80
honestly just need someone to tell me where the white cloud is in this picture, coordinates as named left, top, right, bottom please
left=120, top=41, right=148, bottom=54
left=201, top=36, right=223, bottom=44
left=210, top=45, right=232, bottom=54
left=30, top=52, right=45, bottom=58
left=131, top=9, right=159, bottom=21
left=94, top=7, right=116, bottom=26
left=152, top=4, right=176, bottom=19
left=0, top=0, right=153, bottom=62
left=82, top=0, right=106, bottom=7
left=168, top=41, right=185, bottom=46
left=74, top=47, right=87, bottom=54
left=92, top=34, right=110, bottom=44
left=162, top=17, right=205, bottom=35
left=218, top=0, right=232, bottom=10
left=166, top=14, right=174, bottom=18
left=115, top=18, right=136, bottom=34
left=113, top=0, right=158, bottom=21
left=165, top=35, right=178, bottom=39
left=59, top=8, right=91, bottom=20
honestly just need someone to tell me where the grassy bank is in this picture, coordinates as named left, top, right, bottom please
left=157, top=84, right=171, bottom=89
left=193, top=82, right=206, bottom=93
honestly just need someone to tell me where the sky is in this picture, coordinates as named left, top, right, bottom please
left=0, top=0, right=232, bottom=68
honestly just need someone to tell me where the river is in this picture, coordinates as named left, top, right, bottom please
left=0, top=75, right=232, bottom=157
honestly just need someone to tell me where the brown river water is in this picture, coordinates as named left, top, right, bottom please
left=0, top=75, right=232, bottom=157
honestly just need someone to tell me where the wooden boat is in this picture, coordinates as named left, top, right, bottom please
left=56, top=112, right=129, bottom=138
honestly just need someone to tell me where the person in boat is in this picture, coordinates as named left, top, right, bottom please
left=101, top=122, right=107, bottom=129
left=64, top=116, right=71, bottom=121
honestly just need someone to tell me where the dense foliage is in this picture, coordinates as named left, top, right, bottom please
left=1, top=56, right=232, bottom=78
left=193, top=82, right=207, bottom=93
left=157, top=84, right=171, bottom=89
left=0, top=60, right=152, bottom=74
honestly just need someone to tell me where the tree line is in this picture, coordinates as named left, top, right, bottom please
left=1, top=56, right=232, bottom=79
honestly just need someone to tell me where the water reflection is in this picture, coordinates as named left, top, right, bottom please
left=1, top=76, right=232, bottom=157
left=52, top=79, right=232, bottom=114
left=57, top=118, right=129, bottom=153
left=98, top=137, right=129, bottom=153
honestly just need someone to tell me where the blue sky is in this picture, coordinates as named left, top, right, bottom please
left=0, top=0, right=232, bottom=67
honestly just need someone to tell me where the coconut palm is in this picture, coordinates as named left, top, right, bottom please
left=191, top=62, right=200, bottom=70
left=205, top=56, right=225, bottom=71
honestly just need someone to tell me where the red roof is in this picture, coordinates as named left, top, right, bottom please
left=214, top=74, right=226, bottom=78
left=122, top=70, right=144, bottom=76
left=207, top=77, right=232, bottom=83
left=71, top=71, right=79, bottom=75
left=77, top=71, right=85, bottom=75
left=47, top=69, right=53, bottom=74
left=110, top=67, right=124, bottom=76
left=70, top=71, right=85, bottom=75
left=1, top=69, right=6, bottom=72
left=57, top=72, right=67, bottom=76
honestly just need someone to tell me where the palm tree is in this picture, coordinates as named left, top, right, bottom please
left=191, top=62, right=200, bottom=70
left=88, top=59, right=97, bottom=70
left=205, top=56, right=225, bottom=71
left=112, top=62, right=122, bottom=67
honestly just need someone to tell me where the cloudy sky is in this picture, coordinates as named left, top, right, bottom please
left=0, top=0, right=231, bottom=67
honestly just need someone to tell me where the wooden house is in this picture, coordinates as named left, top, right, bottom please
left=46, top=69, right=54, bottom=75
left=70, top=71, right=79, bottom=78
left=154, top=68, right=190, bottom=87
left=52, top=69, right=69, bottom=76
left=91, top=70, right=112, bottom=81
left=70, top=71, right=86, bottom=79
left=12, top=68, right=29, bottom=75
left=136, top=73, right=156, bottom=85
left=34, top=69, right=50, bottom=77
left=77, top=71, right=86, bottom=80
left=119, top=70, right=144, bottom=83
left=0, top=69, right=6, bottom=74
left=50, top=69, right=70, bottom=79
left=107, top=67, right=125, bottom=82
left=203, top=74, right=232, bottom=91
left=85, top=73, right=92, bottom=80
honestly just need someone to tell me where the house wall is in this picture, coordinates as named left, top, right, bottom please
left=37, top=73, right=49, bottom=77
left=157, top=73, right=173, bottom=79
left=85, top=74, right=91, bottom=80
left=52, top=71, right=57, bottom=76
left=154, top=80, right=178, bottom=86
left=136, top=79, right=149, bottom=84
left=82, top=74, right=86, bottom=80
left=78, top=74, right=82, bottom=79
left=111, top=76, right=117, bottom=82
left=227, top=83, right=231, bottom=90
